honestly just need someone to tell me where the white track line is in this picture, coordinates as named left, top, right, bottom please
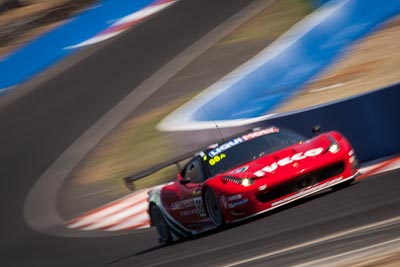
left=291, top=238, right=400, bottom=267
left=221, top=216, right=400, bottom=267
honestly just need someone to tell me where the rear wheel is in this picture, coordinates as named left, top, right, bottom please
left=150, top=205, right=172, bottom=244
left=204, top=188, right=225, bottom=228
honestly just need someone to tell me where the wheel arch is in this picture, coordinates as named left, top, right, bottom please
left=148, top=201, right=157, bottom=227
left=201, top=185, right=211, bottom=217
left=202, top=184, right=226, bottom=219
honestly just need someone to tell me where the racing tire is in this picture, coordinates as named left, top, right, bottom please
left=204, top=188, right=225, bottom=229
left=332, top=177, right=355, bottom=191
left=150, top=205, right=172, bottom=244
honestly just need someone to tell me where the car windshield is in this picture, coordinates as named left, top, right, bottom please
left=204, top=128, right=304, bottom=177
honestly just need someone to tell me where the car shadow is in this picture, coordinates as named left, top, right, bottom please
left=113, top=181, right=359, bottom=260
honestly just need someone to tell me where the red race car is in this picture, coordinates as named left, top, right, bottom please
left=124, top=126, right=360, bottom=243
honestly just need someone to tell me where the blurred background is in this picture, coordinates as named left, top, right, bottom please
left=2, top=0, right=398, bottom=216
left=0, top=0, right=97, bottom=56
left=1, top=0, right=399, bottom=266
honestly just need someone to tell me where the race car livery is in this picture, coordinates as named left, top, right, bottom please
left=126, top=126, right=360, bottom=243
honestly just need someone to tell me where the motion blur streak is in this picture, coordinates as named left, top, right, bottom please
left=65, top=157, right=400, bottom=232
left=222, top=216, right=400, bottom=267
left=157, top=0, right=400, bottom=130
left=66, top=189, right=150, bottom=230
left=67, top=0, right=177, bottom=49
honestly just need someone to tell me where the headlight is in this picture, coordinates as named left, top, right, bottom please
left=242, top=178, right=254, bottom=187
left=329, top=143, right=340, bottom=154
left=327, top=135, right=340, bottom=154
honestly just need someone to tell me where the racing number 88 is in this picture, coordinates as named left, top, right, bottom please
left=209, top=154, right=226, bottom=166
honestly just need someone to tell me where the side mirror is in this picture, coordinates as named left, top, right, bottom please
left=312, top=125, right=321, bottom=136
left=180, top=176, right=191, bottom=185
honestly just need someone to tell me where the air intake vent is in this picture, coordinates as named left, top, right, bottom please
left=256, top=162, right=345, bottom=202
left=223, top=176, right=242, bottom=185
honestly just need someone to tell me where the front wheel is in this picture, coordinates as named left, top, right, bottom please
left=204, top=188, right=225, bottom=228
left=150, top=205, right=172, bottom=244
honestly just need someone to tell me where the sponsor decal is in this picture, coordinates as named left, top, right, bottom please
left=180, top=209, right=198, bottom=216
left=232, top=166, right=249, bottom=174
left=254, top=147, right=324, bottom=177
left=193, top=197, right=206, bottom=217
left=170, top=202, right=183, bottom=210
left=228, top=198, right=249, bottom=209
left=271, top=177, right=343, bottom=207
left=209, top=138, right=244, bottom=157
left=241, top=127, right=279, bottom=141
left=208, top=153, right=226, bottom=166
left=173, top=197, right=205, bottom=217
left=207, top=143, right=219, bottom=149
left=258, top=184, right=267, bottom=191
left=227, top=194, right=242, bottom=201
left=171, top=198, right=195, bottom=210
left=208, top=127, right=280, bottom=157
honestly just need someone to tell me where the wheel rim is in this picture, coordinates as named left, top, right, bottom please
left=205, top=189, right=223, bottom=226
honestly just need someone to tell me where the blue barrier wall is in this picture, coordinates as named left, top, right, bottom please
left=178, top=83, right=400, bottom=163
left=254, top=83, right=400, bottom=162
left=0, top=0, right=156, bottom=94
left=193, top=0, right=400, bottom=121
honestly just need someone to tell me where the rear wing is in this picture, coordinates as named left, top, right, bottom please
left=123, top=150, right=198, bottom=191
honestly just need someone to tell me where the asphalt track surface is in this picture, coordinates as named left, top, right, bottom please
left=0, top=0, right=399, bottom=266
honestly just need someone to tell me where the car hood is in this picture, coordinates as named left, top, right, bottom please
left=220, top=134, right=334, bottom=181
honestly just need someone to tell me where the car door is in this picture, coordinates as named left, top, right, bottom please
left=178, top=158, right=209, bottom=230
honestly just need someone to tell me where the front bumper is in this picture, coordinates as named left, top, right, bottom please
left=224, top=171, right=360, bottom=223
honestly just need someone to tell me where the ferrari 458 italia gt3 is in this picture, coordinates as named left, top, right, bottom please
left=124, top=126, right=359, bottom=243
